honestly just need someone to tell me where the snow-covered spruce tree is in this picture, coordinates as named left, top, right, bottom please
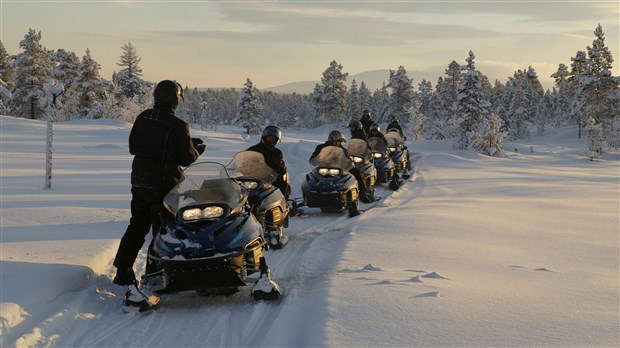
left=417, top=79, right=433, bottom=118
left=585, top=116, right=604, bottom=159
left=9, top=29, right=54, bottom=119
left=311, top=82, right=326, bottom=123
left=506, top=71, right=531, bottom=140
left=234, top=78, right=262, bottom=134
left=358, top=81, right=372, bottom=115
left=69, top=48, right=108, bottom=119
left=371, top=82, right=390, bottom=122
left=318, top=60, right=348, bottom=123
left=51, top=49, right=79, bottom=94
left=405, top=99, right=425, bottom=141
left=386, top=65, right=414, bottom=124
left=569, top=50, right=589, bottom=136
left=469, top=111, right=507, bottom=157
left=114, top=42, right=150, bottom=103
left=579, top=24, right=619, bottom=148
left=0, top=41, right=14, bottom=115
left=550, top=63, right=571, bottom=127
left=346, top=79, right=360, bottom=121
left=454, top=51, right=488, bottom=150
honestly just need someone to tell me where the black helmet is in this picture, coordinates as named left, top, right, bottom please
left=390, top=119, right=400, bottom=125
left=370, top=123, right=380, bottom=132
left=349, top=120, right=363, bottom=130
left=328, top=130, right=346, bottom=144
left=362, top=109, right=371, bottom=117
left=154, top=80, right=183, bottom=107
left=261, top=125, right=282, bottom=148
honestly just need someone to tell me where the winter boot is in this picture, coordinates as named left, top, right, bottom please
left=113, top=267, right=136, bottom=286
left=122, top=284, right=160, bottom=313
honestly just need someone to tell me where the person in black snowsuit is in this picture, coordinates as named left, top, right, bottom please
left=386, top=119, right=406, bottom=140
left=348, top=120, right=367, bottom=141
left=310, top=130, right=374, bottom=203
left=246, top=125, right=291, bottom=200
left=112, top=80, right=206, bottom=286
left=360, top=109, right=373, bottom=135
left=367, top=123, right=388, bottom=145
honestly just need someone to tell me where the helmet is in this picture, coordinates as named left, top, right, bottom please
left=390, top=119, right=400, bottom=125
left=349, top=120, right=363, bottom=130
left=362, top=109, right=371, bottom=117
left=328, top=130, right=346, bottom=144
left=154, top=80, right=183, bottom=107
left=261, top=125, right=282, bottom=148
left=370, top=123, right=380, bottom=132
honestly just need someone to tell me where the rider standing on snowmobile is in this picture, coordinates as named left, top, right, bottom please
left=310, top=130, right=374, bottom=203
left=246, top=125, right=291, bottom=199
left=360, top=109, right=374, bottom=135
left=112, top=80, right=206, bottom=286
left=368, top=123, right=388, bottom=145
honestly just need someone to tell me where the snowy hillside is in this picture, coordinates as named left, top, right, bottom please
left=1, top=115, right=618, bottom=347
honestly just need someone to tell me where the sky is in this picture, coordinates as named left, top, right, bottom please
left=1, top=0, right=619, bottom=91
left=1, top=115, right=618, bottom=347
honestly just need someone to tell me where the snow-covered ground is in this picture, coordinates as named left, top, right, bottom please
left=1, top=115, right=618, bottom=347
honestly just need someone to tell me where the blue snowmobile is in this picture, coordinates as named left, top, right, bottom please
left=347, top=138, right=377, bottom=199
left=226, top=150, right=290, bottom=249
left=140, top=160, right=282, bottom=307
left=385, top=130, right=411, bottom=180
left=367, top=137, right=400, bottom=190
left=301, top=145, right=360, bottom=217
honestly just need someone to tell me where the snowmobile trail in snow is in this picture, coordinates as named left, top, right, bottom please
left=7, top=173, right=416, bottom=348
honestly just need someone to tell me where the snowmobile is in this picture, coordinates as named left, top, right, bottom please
left=301, top=145, right=360, bottom=217
left=226, top=150, right=290, bottom=250
left=385, top=130, right=411, bottom=180
left=134, top=160, right=281, bottom=311
left=367, top=137, right=400, bottom=190
left=347, top=138, right=377, bottom=199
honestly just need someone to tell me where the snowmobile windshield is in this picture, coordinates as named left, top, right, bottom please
left=163, top=162, right=246, bottom=215
left=309, top=146, right=354, bottom=172
left=367, top=137, right=388, bottom=153
left=385, top=132, right=405, bottom=148
left=225, top=151, right=278, bottom=184
left=347, top=139, right=372, bottom=163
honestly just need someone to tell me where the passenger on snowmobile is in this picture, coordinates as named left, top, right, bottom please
left=368, top=123, right=387, bottom=145
left=113, top=80, right=205, bottom=288
left=310, top=130, right=374, bottom=203
left=386, top=119, right=406, bottom=140
left=246, top=125, right=291, bottom=200
left=349, top=120, right=368, bottom=140
left=385, top=121, right=412, bottom=177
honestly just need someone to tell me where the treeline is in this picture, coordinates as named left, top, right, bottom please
left=1, top=25, right=618, bottom=157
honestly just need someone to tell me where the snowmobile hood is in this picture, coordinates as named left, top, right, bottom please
left=163, top=161, right=247, bottom=215
left=368, top=137, right=388, bottom=153
left=385, top=132, right=405, bottom=148
left=347, top=139, right=372, bottom=163
left=226, top=150, right=278, bottom=185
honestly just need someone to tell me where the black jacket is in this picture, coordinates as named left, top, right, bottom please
left=129, top=102, right=200, bottom=190
left=246, top=142, right=287, bottom=176
left=360, top=115, right=373, bottom=135
left=310, top=142, right=350, bottom=161
left=367, top=130, right=388, bottom=145
left=387, top=121, right=404, bottom=138
left=350, top=128, right=367, bottom=140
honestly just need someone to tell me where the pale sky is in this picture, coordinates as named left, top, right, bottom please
left=1, top=0, right=618, bottom=90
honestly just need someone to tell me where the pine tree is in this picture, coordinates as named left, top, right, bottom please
left=358, top=81, right=372, bottom=114
left=346, top=79, right=360, bottom=121
left=70, top=48, right=108, bottom=119
left=52, top=49, right=79, bottom=92
left=235, top=78, right=262, bottom=134
left=506, top=72, right=530, bottom=139
left=10, top=29, right=53, bottom=119
left=469, top=112, right=507, bottom=156
left=405, top=99, right=425, bottom=141
left=579, top=24, right=619, bottom=148
left=371, top=82, right=389, bottom=122
left=550, top=63, right=571, bottom=126
left=0, top=41, right=14, bottom=114
left=386, top=65, right=414, bottom=124
left=114, top=42, right=148, bottom=101
left=318, top=60, right=348, bottom=123
left=585, top=116, right=604, bottom=159
left=455, top=51, right=487, bottom=149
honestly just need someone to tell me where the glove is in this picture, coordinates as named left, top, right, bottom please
left=192, top=137, right=204, bottom=146
left=195, top=144, right=206, bottom=155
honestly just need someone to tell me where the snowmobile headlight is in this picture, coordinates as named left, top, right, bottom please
left=352, top=156, right=363, bottom=163
left=318, top=168, right=341, bottom=176
left=373, top=152, right=383, bottom=159
left=388, top=147, right=396, bottom=152
left=241, top=181, right=258, bottom=190
left=182, top=206, right=224, bottom=221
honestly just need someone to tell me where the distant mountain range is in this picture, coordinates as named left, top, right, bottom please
left=263, top=69, right=444, bottom=94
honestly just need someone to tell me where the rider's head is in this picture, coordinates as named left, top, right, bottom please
left=349, top=120, right=363, bottom=131
left=369, top=123, right=380, bottom=134
left=261, top=125, right=282, bottom=149
left=154, top=80, right=184, bottom=108
left=361, top=109, right=371, bottom=119
left=327, top=130, right=346, bottom=146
